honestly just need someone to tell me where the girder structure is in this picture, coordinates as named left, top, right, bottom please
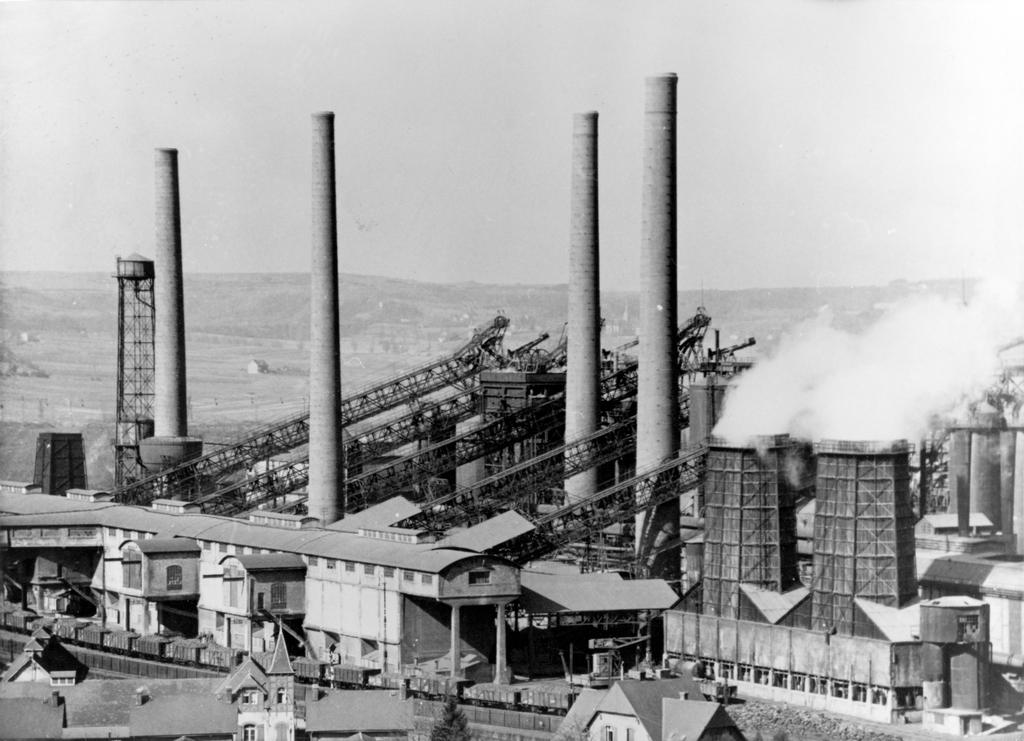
left=192, top=388, right=480, bottom=515
left=114, top=261, right=156, bottom=489
left=113, top=315, right=509, bottom=505
left=345, top=391, right=568, bottom=512
left=405, top=416, right=640, bottom=532
left=488, top=444, right=706, bottom=565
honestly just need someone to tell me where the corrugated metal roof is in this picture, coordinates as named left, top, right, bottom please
left=438, top=511, right=535, bottom=551
left=135, top=537, right=200, bottom=554
left=519, top=571, right=677, bottom=613
left=738, top=584, right=809, bottom=624
left=325, top=496, right=420, bottom=532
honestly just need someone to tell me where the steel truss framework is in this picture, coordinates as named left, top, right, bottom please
left=115, top=262, right=156, bottom=489
left=490, top=444, right=706, bottom=566
left=113, top=315, right=510, bottom=504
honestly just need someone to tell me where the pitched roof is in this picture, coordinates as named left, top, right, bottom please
left=217, top=656, right=268, bottom=695
left=520, top=571, right=678, bottom=613
left=129, top=692, right=236, bottom=736
left=266, top=634, right=293, bottom=676
left=591, top=679, right=704, bottom=741
left=554, top=688, right=605, bottom=741
left=439, top=511, right=535, bottom=551
left=0, top=678, right=225, bottom=731
left=660, top=699, right=737, bottom=741
left=304, top=690, right=414, bottom=733
left=1, top=636, right=86, bottom=682
left=0, top=697, right=64, bottom=739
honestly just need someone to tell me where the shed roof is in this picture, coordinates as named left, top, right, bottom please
left=520, top=570, right=677, bottom=613
left=918, top=513, right=994, bottom=530
left=325, top=496, right=420, bottom=532
left=439, top=511, right=535, bottom=551
left=304, top=690, right=414, bottom=733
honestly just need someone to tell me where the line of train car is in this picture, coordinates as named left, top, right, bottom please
left=1, top=608, right=577, bottom=715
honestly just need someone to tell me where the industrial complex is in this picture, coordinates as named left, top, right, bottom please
left=2, top=72, right=1024, bottom=741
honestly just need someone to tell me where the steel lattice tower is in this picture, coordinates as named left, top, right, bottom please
left=115, top=254, right=156, bottom=488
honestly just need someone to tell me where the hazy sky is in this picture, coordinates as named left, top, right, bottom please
left=2, top=0, right=1023, bottom=291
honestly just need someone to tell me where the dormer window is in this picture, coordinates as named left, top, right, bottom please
left=241, top=689, right=260, bottom=705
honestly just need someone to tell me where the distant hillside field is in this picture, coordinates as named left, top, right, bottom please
left=0, top=270, right=964, bottom=488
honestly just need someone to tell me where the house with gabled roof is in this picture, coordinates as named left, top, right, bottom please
left=556, top=679, right=744, bottom=741
left=0, top=629, right=86, bottom=686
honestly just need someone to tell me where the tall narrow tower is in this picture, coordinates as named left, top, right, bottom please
left=308, top=111, right=345, bottom=524
left=564, top=111, right=601, bottom=503
left=636, top=74, right=680, bottom=579
left=114, top=254, right=156, bottom=487
left=153, top=148, right=188, bottom=438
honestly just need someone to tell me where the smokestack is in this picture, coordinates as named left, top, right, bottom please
left=636, top=74, right=679, bottom=578
left=153, top=148, right=187, bottom=438
left=308, top=112, right=345, bottom=524
left=564, top=111, right=601, bottom=503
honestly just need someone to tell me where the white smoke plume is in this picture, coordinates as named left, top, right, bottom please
left=713, top=280, right=1024, bottom=442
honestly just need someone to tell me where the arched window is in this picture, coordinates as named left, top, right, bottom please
left=166, top=564, right=183, bottom=591
left=122, top=548, right=142, bottom=589
left=275, top=687, right=287, bottom=704
left=270, top=583, right=287, bottom=610
left=242, top=724, right=257, bottom=741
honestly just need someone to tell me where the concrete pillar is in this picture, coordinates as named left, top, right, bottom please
left=949, top=429, right=971, bottom=536
left=635, top=74, right=680, bottom=580
left=1015, top=431, right=1024, bottom=554
left=153, top=149, right=188, bottom=438
left=1000, top=431, right=1016, bottom=537
left=308, top=112, right=345, bottom=525
left=970, top=431, right=1001, bottom=529
left=565, top=112, right=601, bottom=503
left=450, top=603, right=461, bottom=678
left=493, top=602, right=511, bottom=684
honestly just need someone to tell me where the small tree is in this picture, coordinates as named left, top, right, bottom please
left=430, top=695, right=471, bottom=741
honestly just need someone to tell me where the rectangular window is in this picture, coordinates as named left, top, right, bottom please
left=217, top=542, right=226, bottom=553
left=468, top=570, right=491, bottom=585
left=403, top=570, right=415, bottom=582
left=363, top=564, right=375, bottom=576
left=271, top=582, right=287, bottom=610
left=382, top=567, right=395, bottom=578
left=308, top=556, right=318, bottom=566
left=325, top=559, right=336, bottom=570
left=604, top=726, right=615, bottom=741
left=345, top=561, right=356, bottom=573
left=166, top=565, right=183, bottom=591
left=626, top=728, right=634, bottom=741
left=421, top=574, right=433, bottom=585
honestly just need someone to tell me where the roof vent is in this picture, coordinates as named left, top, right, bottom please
left=65, top=489, right=113, bottom=502
left=151, top=499, right=201, bottom=514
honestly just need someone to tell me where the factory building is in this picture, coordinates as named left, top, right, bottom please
left=0, top=491, right=521, bottom=680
